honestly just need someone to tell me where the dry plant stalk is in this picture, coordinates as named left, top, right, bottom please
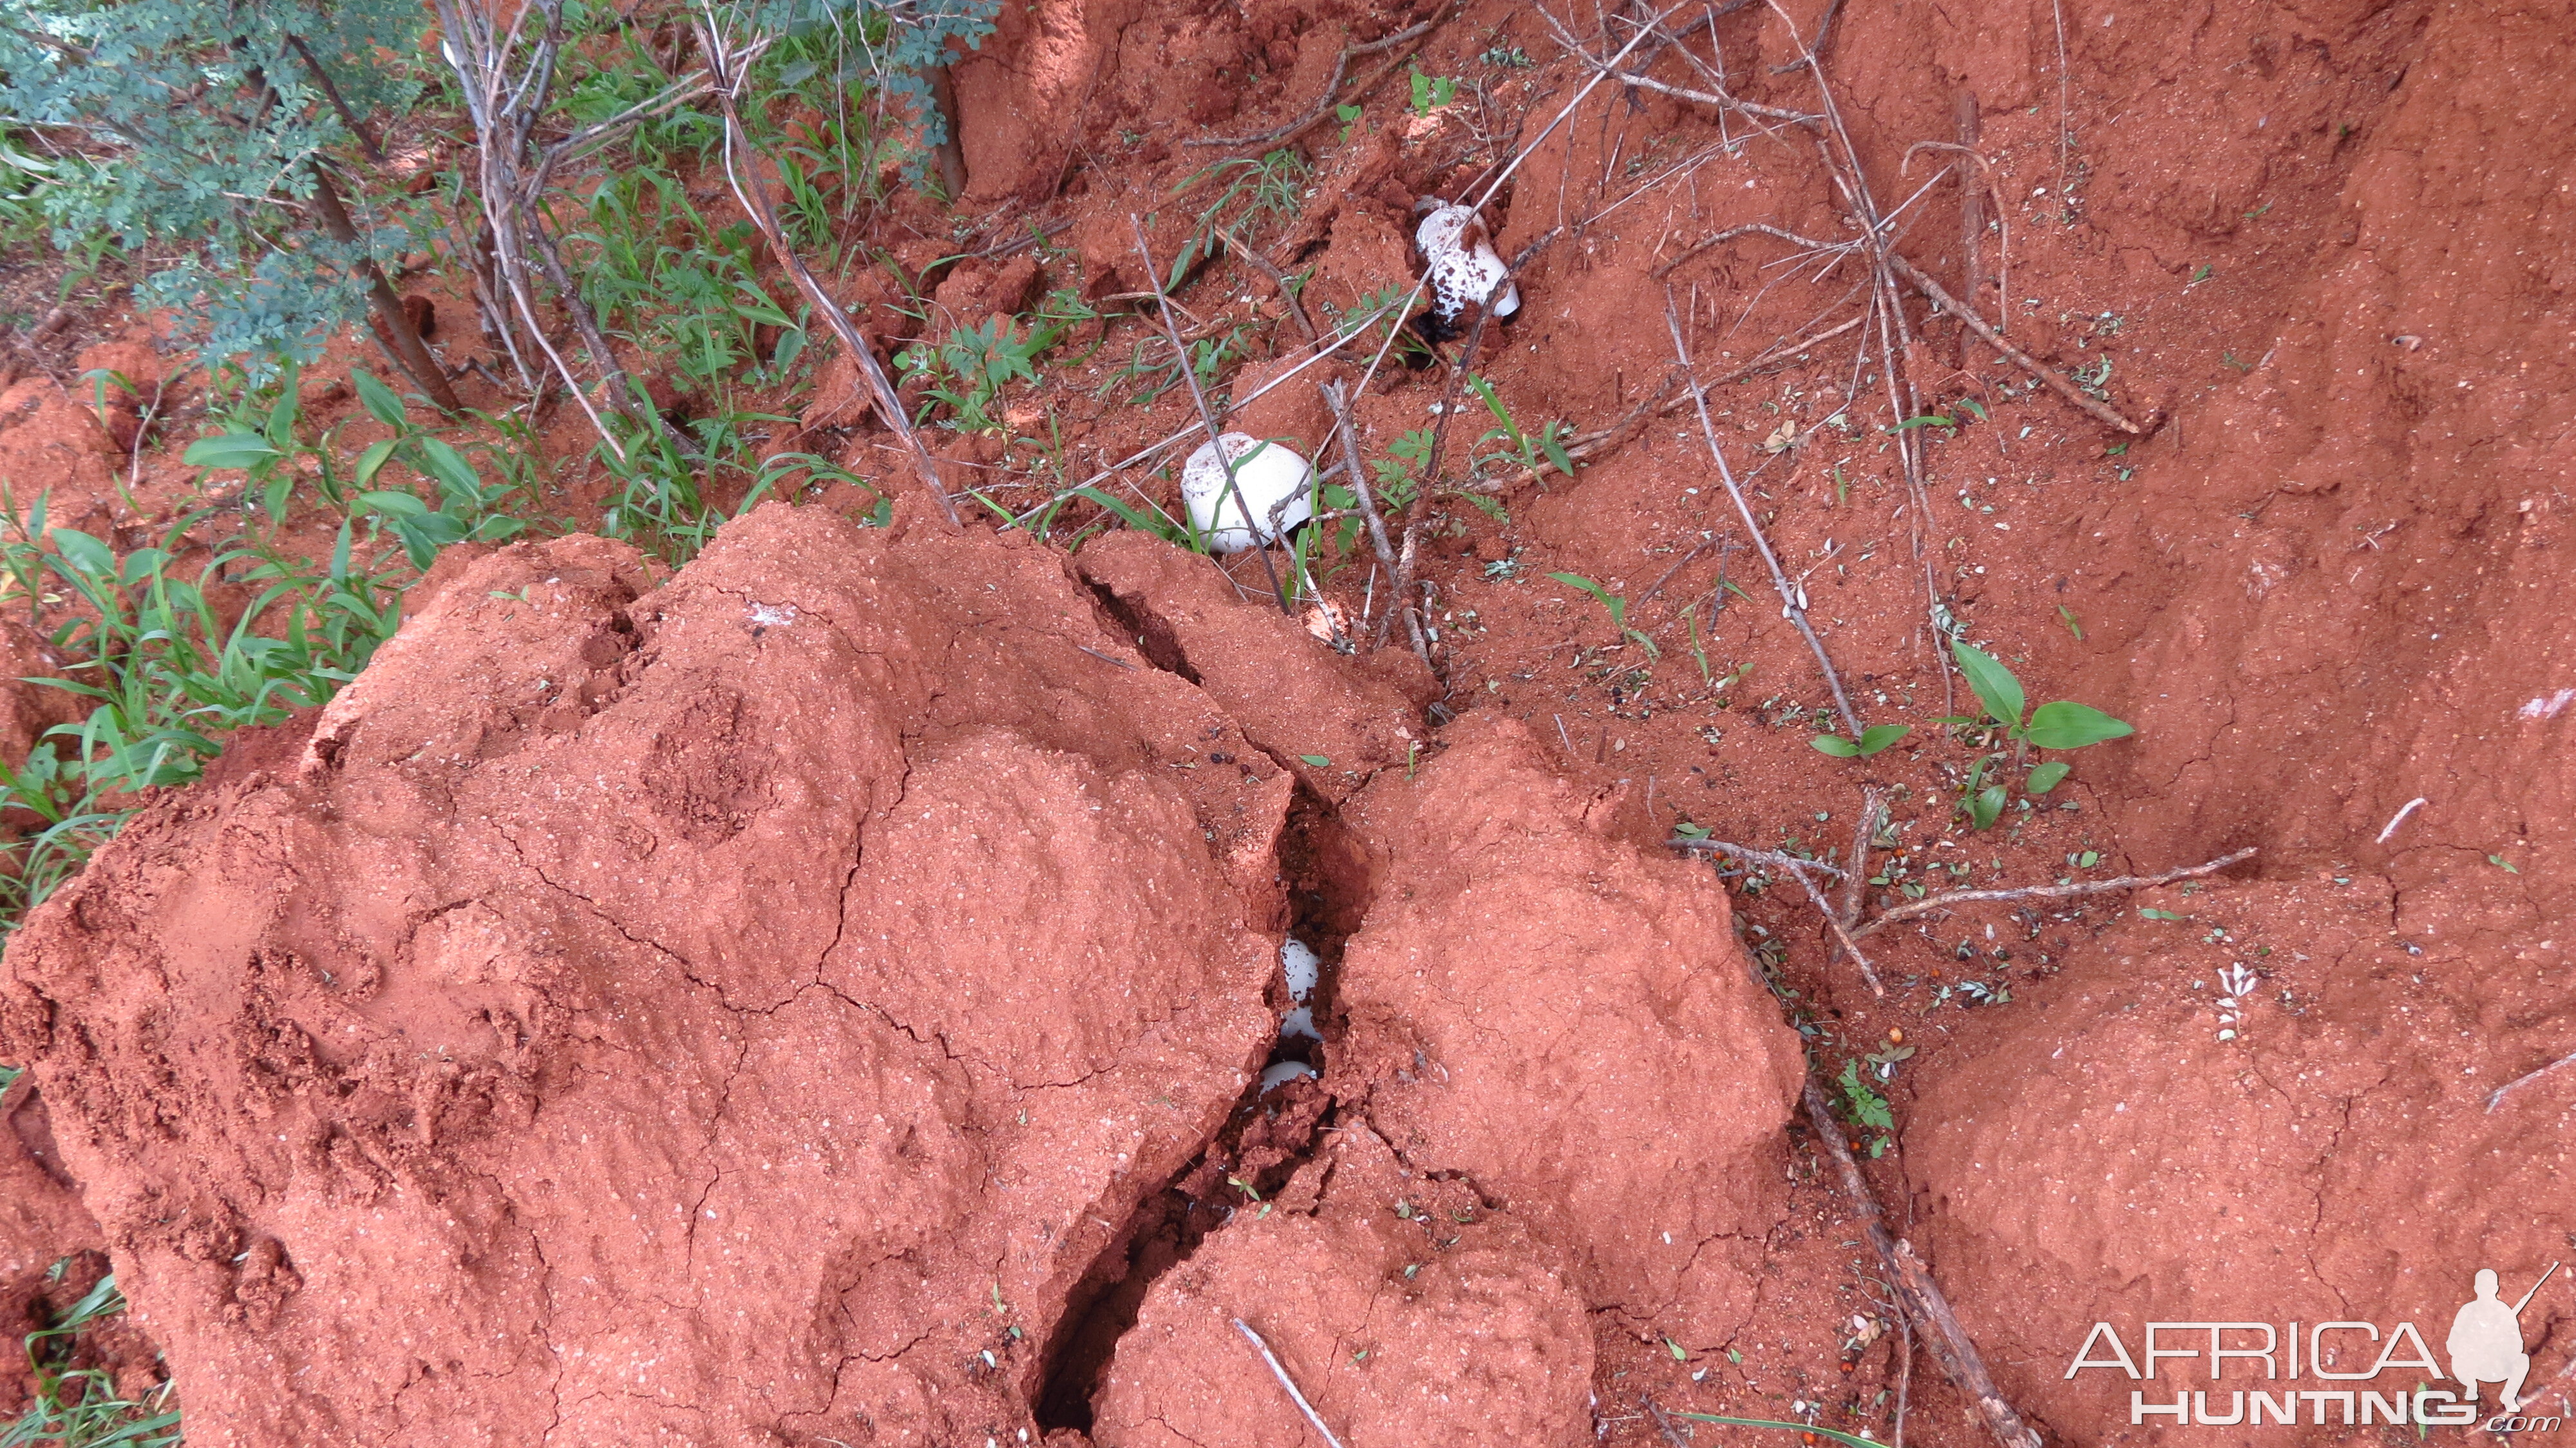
left=1665, top=296, right=1867, bottom=739
left=1127, top=215, right=1291, bottom=613
left=1801, top=1081, right=2045, bottom=1448
left=1846, top=845, right=2256, bottom=941
left=1233, top=1318, right=1347, bottom=1448
left=697, top=6, right=956, bottom=523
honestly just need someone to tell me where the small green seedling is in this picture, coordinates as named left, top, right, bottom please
left=1335, top=103, right=1363, bottom=142
left=1407, top=68, right=1459, bottom=114
left=2057, top=604, right=2084, bottom=640
left=1938, top=640, right=2131, bottom=829
left=1812, top=724, right=1910, bottom=759
left=1837, top=1059, right=1894, bottom=1158
left=1548, top=573, right=1659, bottom=660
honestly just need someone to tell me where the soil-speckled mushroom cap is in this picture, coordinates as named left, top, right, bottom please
left=1416, top=201, right=1521, bottom=325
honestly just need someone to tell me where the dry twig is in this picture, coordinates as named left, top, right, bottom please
left=1233, top=1318, right=1347, bottom=1448
left=1847, top=846, right=2256, bottom=941
left=1130, top=214, right=1291, bottom=613
left=1801, top=1081, right=2044, bottom=1448
left=2488, top=1047, right=2576, bottom=1114
left=1189, top=6, right=1451, bottom=150
left=699, top=10, right=953, bottom=520
left=1665, top=296, right=1866, bottom=739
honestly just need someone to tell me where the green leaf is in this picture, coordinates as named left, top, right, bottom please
left=1856, top=723, right=1910, bottom=756
left=1811, top=734, right=1861, bottom=757
left=354, top=438, right=400, bottom=488
left=1951, top=641, right=2025, bottom=729
left=2490, top=854, right=2519, bottom=873
left=1665, top=1337, right=1688, bottom=1361
left=1969, top=784, right=2006, bottom=830
left=1890, top=413, right=1956, bottom=432
left=1955, top=397, right=1989, bottom=421
left=352, top=368, right=408, bottom=428
left=2026, top=761, right=2072, bottom=794
left=183, top=432, right=282, bottom=470
left=358, top=489, right=430, bottom=518
left=2024, top=700, right=2134, bottom=749
left=1546, top=571, right=1625, bottom=629
left=412, top=436, right=482, bottom=506
left=1298, top=754, right=1331, bottom=767
left=2139, top=907, right=2183, bottom=920
left=49, top=529, right=113, bottom=582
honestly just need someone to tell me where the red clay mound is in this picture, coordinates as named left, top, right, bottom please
left=1095, top=1117, right=1594, bottom=1448
left=1334, top=720, right=1805, bottom=1346
left=0, top=504, right=1310, bottom=1444
left=1907, top=872, right=2576, bottom=1444
left=1076, top=531, right=1435, bottom=804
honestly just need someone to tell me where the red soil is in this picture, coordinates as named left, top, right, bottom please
left=4, top=0, right=2574, bottom=1442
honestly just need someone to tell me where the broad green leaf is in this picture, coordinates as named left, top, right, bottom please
left=354, top=439, right=400, bottom=488
left=1857, top=723, right=1911, bottom=756
left=352, top=368, right=408, bottom=428
left=2025, top=700, right=2134, bottom=749
left=1969, top=784, right=2007, bottom=830
left=1951, top=641, right=2025, bottom=729
left=49, top=529, right=113, bottom=582
left=358, top=489, right=430, bottom=518
left=1811, top=734, right=1861, bottom=757
left=183, top=432, right=281, bottom=470
left=2025, top=760, right=2072, bottom=794
left=1298, top=754, right=1331, bottom=767
left=413, top=437, right=481, bottom=504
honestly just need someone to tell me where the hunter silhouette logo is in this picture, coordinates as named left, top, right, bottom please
left=2067, top=1260, right=2567, bottom=1430
left=2452, top=1263, right=2558, bottom=1414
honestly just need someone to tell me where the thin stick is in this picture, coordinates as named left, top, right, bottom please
left=2376, top=796, right=2427, bottom=844
left=1953, top=92, right=1985, bottom=341
left=1842, top=788, right=1884, bottom=925
left=1641, top=1394, right=1695, bottom=1448
left=1379, top=296, right=1495, bottom=649
left=1233, top=1318, right=1347, bottom=1448
left=700, top=10, right=954, bottom=522
left=2488, top=1049, right=2576, bottom=1114
left=1792, top=857, right=1885, bottom=996
left=1676, top=836, right=1882, bottom=995
left=1847, top=846, right=2257, bottom=942
left=1669, top=838, right=1846, bottom=879
left=1131, top=215, right=1292, bottom=614
left=1801, top=1081, right=2044, bottom=1448
left=1883, top=250, right=2142, bottom=433
left=1323, top=379, right=1425, bottom=662
left=1893, top=1310, right=1914, bottom=1448
left=1665, top=296, right=1865, bottom=739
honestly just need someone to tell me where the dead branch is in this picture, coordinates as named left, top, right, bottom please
left=1640, top=1394, right=1695, bottom=1448
left=1671, top=836, right=1880, bottom=996
left=1665, top=296, right=1866, bottom=739
left=1130, top=214, right=1291, bottom=613
left=1669, top=837, right=1844, bottom=879
left=1323, top=378, right=1426, bottom=663
left=1233, top=1318, right=1348, bottom=1448
left=1842, top=788, right=1885, bottom=926
left=1884, top=249, right=2142, bottom=433
left=1847, top=846, right=2258, bottom=942
left=699, top=8, right=954, bottom=522
left=1801, top=1081, right=2044, bottom=1448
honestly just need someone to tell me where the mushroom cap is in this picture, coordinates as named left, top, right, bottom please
left=1182, top=432, right=1316, bottom=553
left=1415, top=201, right=1522, bottom=323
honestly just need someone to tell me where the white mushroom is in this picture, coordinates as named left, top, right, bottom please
left=1280, top=937, right=1321, bottom=1002
left=1182, top=433, right=1316, bottom=553
left=1415, top=201, right=1520, bottom=329
left=1259, top=1061, right=1318, bottom=1092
